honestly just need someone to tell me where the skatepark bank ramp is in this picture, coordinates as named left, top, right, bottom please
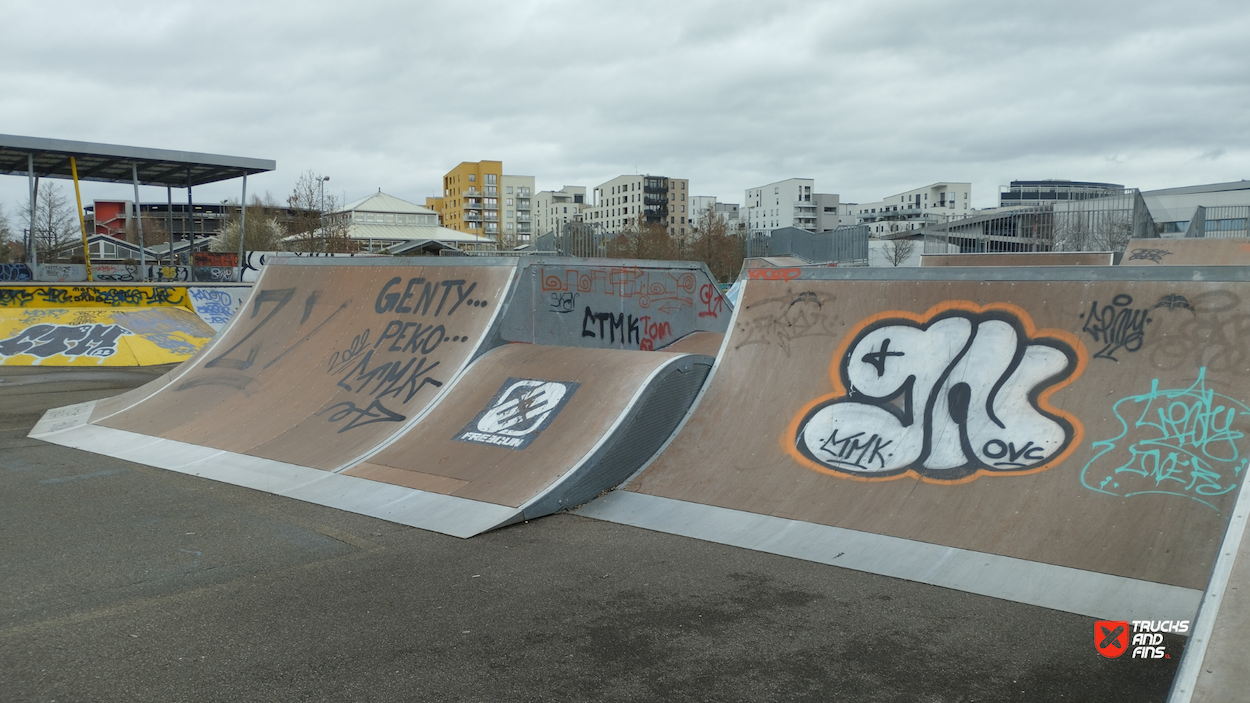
left=29, top=257, right=725, bottom=537
left=580, top=265, right=1250, bottom=627
left=0, top=283, right=249, bottom=366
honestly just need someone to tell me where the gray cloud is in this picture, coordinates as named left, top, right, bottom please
left=1, top=0, right=1246, bottom=215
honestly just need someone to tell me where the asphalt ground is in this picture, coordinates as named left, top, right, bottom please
left=0, top=365, right=1185, bottom=702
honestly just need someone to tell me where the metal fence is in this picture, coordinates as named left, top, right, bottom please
left=924, top=190, right=1157, bottom=254
left=745, top=225, right=870, bottom=265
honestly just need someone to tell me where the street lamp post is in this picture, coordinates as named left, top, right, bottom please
left=319, top=176, right=329, bottom=253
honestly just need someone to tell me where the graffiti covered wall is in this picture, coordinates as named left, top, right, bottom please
left=621, top=270, right=1250, bottom=594
left=499, top=262, right=730, bottom=350
left=95, top=262, right=517, bottom=470
left=0, top=307, right=214, bottom=366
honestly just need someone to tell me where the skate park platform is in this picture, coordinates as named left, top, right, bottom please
left=579, top=265, right=1250, bottom=634
left=1121, top=237, right=1250, bottom=266
left=29, top=257, right=727, bottom=537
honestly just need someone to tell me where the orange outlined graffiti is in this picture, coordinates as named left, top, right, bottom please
left=782, top=300, right=1087, bottom=484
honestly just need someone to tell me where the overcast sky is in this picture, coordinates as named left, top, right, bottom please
left=2, top=0, right=1247, bottom=219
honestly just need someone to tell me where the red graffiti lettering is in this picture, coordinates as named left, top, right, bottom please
left=747, top=267, right=801, bottom=281
left=699, top=284, right=723, bottom=318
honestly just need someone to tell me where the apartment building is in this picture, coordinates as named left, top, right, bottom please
left=689, top=196, right=742, bottom=231
left=585, top=174, right=691, bottom=237
left=855, top=182, right=972, bottom=235
left=744, top=178, right=828, bottom=235
left=501, top=175, right=535, bottom=243
left=429, top=161, right=536, bottom=244
left=534, top=186, right=586, bottom=236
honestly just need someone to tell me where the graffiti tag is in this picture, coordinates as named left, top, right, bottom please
left=699, top=283, right=723, bottom=318
left=1081, top=368, right=1248, bottom=511
left=1081, top=294, right=1152, bottom=361
left=747, top=267, right=801, bottom=281
left=736, top=292, right=840, bottom=357
left=1127, top=248, right=1172, bottom=264
left=789, top=301, right=1085, bottom=482
left=0, top=263, right=33, bottom=282
left=541, top=267, right=695, bottom=312
left=0, top=323, right=129, bottom=359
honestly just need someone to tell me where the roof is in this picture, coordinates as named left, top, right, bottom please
left=1141, top=180, right=1250, bottom=198
left=338, top=191, right=438, bottom=215
left=0, top=134, right=274, bottom=187
left=344, top=223, right=495, bottom=244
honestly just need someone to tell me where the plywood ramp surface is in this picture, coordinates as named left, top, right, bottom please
left=1121, top=238, right=1250, bottom=266
left=659, top=331, right=725, bottom=356
left=94, top=261, right=515, bottom=471
left=348, top=344, right=704, bottom=508
left=589, top=271, right=1250, bottom=619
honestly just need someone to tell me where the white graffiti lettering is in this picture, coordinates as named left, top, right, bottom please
left=793, top=305, right=1083, bottom=481
left=0, top=323, right=129, bottom=359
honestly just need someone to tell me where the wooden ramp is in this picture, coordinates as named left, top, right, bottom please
left=580, top=265, right=1250, bottom=624
left=1121, top=238, right=1250, bottom=266
left=29, top=257, right=717, bottom=537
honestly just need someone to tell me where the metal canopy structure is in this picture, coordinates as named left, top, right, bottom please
left=1, top=134, right=274, bottom=282
left=0, top=134, right=274, bottom=187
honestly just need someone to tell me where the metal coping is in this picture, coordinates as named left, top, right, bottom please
left=751, top=266, right=1250, bottom=283
left=0, top=134, right=275, bottom=188
left=270, top=256, right=522, bottom=267
left=270, top=256, right=718, bottom=271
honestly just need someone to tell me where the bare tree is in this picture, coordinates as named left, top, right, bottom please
left=690, top=202, right=745, bottom=282
left=285, top=170, right=354, bottom=252
left=606, top=217, right=676, bottom=260
left=0, top=203, right=15, bottom=263
left=22, top=182, right=80, bottom=262
left=123, top=214, right=168, bottom=248
left=882, top=237, right=918, bottom=266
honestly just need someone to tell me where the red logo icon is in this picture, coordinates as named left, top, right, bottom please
left=1095, top=620, right=1129, bottom=658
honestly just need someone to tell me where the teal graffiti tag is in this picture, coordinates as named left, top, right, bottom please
left=1081, top=367, right=1249, bottom=510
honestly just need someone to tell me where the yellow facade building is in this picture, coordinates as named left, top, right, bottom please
left=439, top=161, right=504, bottom=240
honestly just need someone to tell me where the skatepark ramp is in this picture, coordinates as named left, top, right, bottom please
left=1121, top=238, right=1250, bottom=266
left=0, top=284, right=247, bottom=366
left=29, top=257, right=726, bottom=537
left=579, top=264, right=1250, bottom=628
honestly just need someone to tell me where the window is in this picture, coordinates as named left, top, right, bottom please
left=506, top=186, right=513, bottom=194
left=506, top=198, right=513, bottom=206
left=469, top=174, right=476, bottom=182
left=486, top=174, right=496, bottom=185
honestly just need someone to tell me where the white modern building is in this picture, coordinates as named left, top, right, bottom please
left=744, top=178, right=815, bottom=235
left=533, top=186, right=586, bottom=237
left=854, top=182, right=972, bottom=236
left=585, top=174, right=691, bottom=237
left=317, top=191, right=496, bottom=253
left=500, top=175, right=535, bottom=243
left=689, top=196, right=742, bottom=231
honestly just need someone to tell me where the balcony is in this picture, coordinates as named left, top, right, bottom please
left=515, top=200, right=531, bottom=210
left=517, top=214, right=531, bottom=222
left=463, top=201, right=483, bottom=210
